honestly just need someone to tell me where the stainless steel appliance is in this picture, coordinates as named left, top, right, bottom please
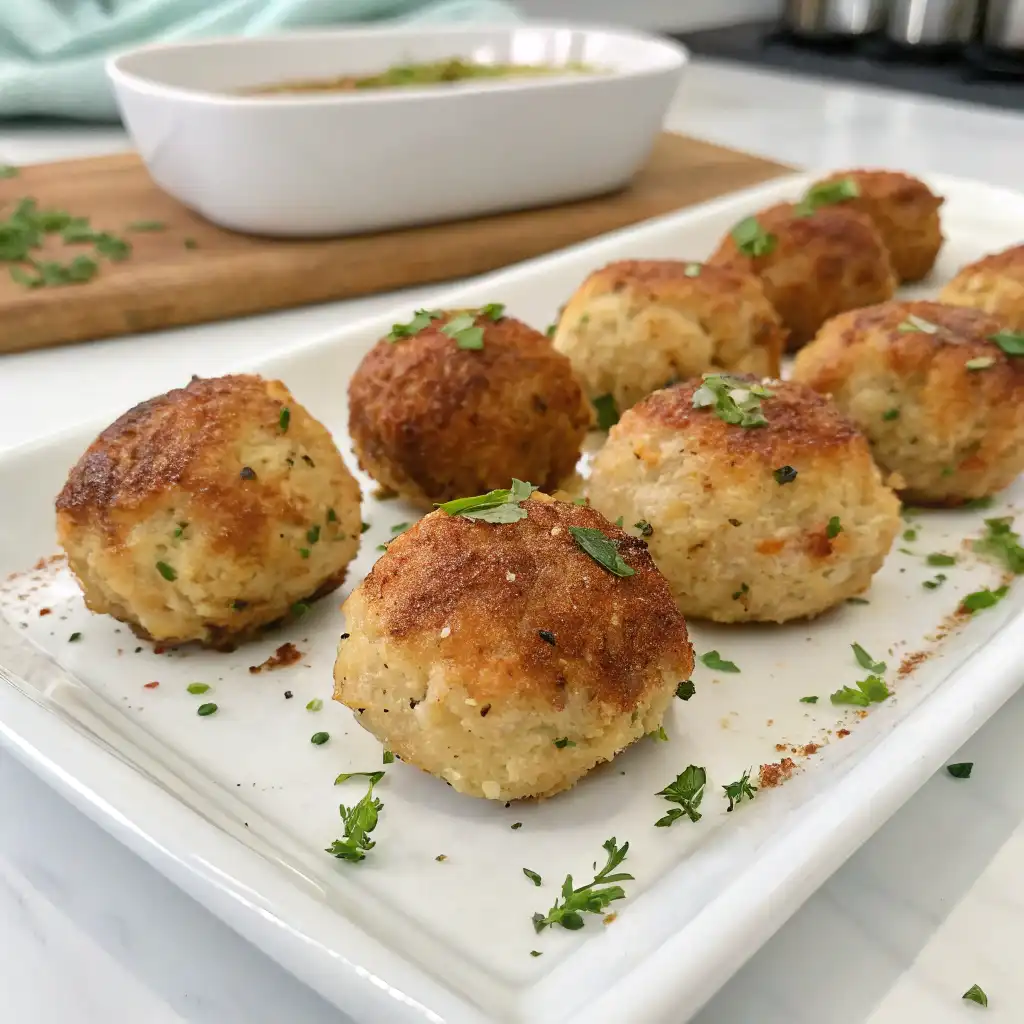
left=782, top=0, right=887, bottom=38
left=885, top=0, right=982, bottom=46
left=984, top=0, right=1024, bottom=51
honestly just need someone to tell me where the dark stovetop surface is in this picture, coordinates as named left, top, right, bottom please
left=670, top=20, right=1024, bottom=113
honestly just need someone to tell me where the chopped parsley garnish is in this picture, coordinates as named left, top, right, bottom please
left=925, top=552, right=956, bottom=566
left=882, top=408, right=900, bottom=421
left=436, top=478, right=536, bottom=523
left=964, top=496, right=995, bottom=510
left=545, top=323, right=556, bottom=337
left=655, top=765, right=706, bottom=826
left=291, top=601, right=310, bottom=618
left=648, top=725, right=669, bottom=742
left=523, top=868, right=543, bottom=886
left=675, top=680, right=695, bottom=701
left=481, top=302, right=505, bottom=320
left=723, top=768, right=757, bottom=811
left=593, top=393, right=620, bottom=431
left=773, top=465, right=797, bottom=485
left=538, top=630, right=557, bottom=645
left=306, top=698, right=323, bottom=711
left=923, top=574, right=947, bottom=589
left=795, top=177, right=859, bottom=216
left=390, top=521, right=410, bottom=534
left=732, top=583, right=749, bottom=600
left=184, top=237, right=198, bottom=250
left=730, top=216, right=777, bottom=257
left=800, top=695, right=818, bottom=703
left=69, top=631, right=82, bottom=642
left=960, top=586, right=1009, bottom=614
left=699, top=650, right=739, bottom=673
left=847, top=596, right=870, bottom=605
left=511, top=822, right=523, bottom=830
left=11, top=254, right=99, bottom=288
left=966, top=356, right=996, bottom=371
left=441, top=312, right=485, bottom=350
left=279, top=407, right=290, bottom=432
left=692, top=373, right=773, bottom=428
left=299, top=548, right=311, bottom=559
left=831, top=674, right=890, bottom=707
left=962, top=984, right=988, bottom=1007
left=553, top=737, right=575, bottom=748
left=991, top=330, right=1024, bottom=356
left=387, top=308, right=440, bottom=341
left=532, top=837, right=632, bottom=932
left=361, top=521, right=371, bottom=533
left=0, top=164, right=18, bottom=178
left=530, top=950, right=543, bottom=957
left=310, top=731, right=330, bottom=745
left=852, top=642, right=886, bottom=674
left=947, top=762, right=973, bottom=778
left=972, top=516, right=1024, bottom=574
left=156, top=561, right=177, bottom=581
left=187, top=683, right=211, bottom=694
left=634, top=519, right=654, bottom=537
left=334, top=770, right=385, bottom=785
left=94, top=233, right=131, bottom=261
left=903, top=527, right=918, bottom=542
left=383, top=750, right=395, bottom=764
left=568, top=526, right=635, bottom=577
left=326, top=508, right=338, bottom=522
left=897, top=314, right=939, bottom=334
left=197, top=702, right=218, bottom=716
left=327, top=772, right=384, bottom=862
left=306, top=524, right=321, bottom=545
left=126, top=220, right=166, bottom=232
left=826, top=516, right=842, bottom=539
left=684, top=262, right=702, bottom=277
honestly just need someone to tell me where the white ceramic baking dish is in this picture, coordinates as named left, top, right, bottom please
left=106, top=24, right=687, bottom=237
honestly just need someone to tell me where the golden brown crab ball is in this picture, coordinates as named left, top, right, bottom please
left=333, top=493, right=693, bottom=801
left=348, top=307, right=592, bottom=508
left=792, top=301, right=1024, bottom=506
left=805, top=170, right=944, bottom=282
left=707, top=202, right=897, bottom=350
left=550, top=259, right=786, bottom=420
left=939, top=244, right=1024, bottom=332
left=55, top=374, right=361, bottom=648
left=587, top=377, right=900, bottom=622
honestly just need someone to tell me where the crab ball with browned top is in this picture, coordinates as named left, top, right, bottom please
left=332, top=491, right=693, bottom=801
left=804, top=170, right=944, bottom=282
left=707, top=202, right=897, bottom=349
left=587, top=376, right=900, bottom=622
left=55, top=374, right=361, bottom=648
left=939, top=243, right=1024, bottom=332
left=348, top=306, right=591, bottom=508
left=551, top=259, right=786, bottom=420
left=792, top=301, right=1024, bottom=505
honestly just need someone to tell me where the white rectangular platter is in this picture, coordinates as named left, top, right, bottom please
left=1, top=172, right=1023, bottom=1024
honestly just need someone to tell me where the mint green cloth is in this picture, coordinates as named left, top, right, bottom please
left=0, top=0, right=519, bottom=122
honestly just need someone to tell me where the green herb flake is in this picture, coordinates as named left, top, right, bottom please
left=882, top=408, right=900, bottom=421
left=675, top=680, right=696, bottom=701
left=311, top=731, right=330, bottom=745
left=723, top=768, right=757, bottom=812
left=593, top=393, right=620, bottom=431
left=553, top=737, right=576, bottom=749
left=903, top=527, right=918, bottom=542
left=67, top=631, right=82, bottom=643
left=530, top=950, right=543, bottom=957
left=730, top=216, right=777, bottom=257
left=966, top=356, right=996, bottom=371
left=831, top=674, right=890, bottom=707
left=800, top=695, right=819, bottom=704
left=0, top=164, right=19, bottom=179
left=306, top=524, right=321, bottom=545
left=126, top=220, right=166, bottom=232
left=633, top=519, right=654, bottom=537
left=523, top=867, right=543, bottom=886
left=383, top=749, right=395, bottom=764
left=927, top=552, right=957, bottom=566
left=390, top=522, right=410, bottom=535
left=796, top=177, right=859, bottom=216
left=773, top=465, right=797, bottom=485
left=960, top=586, right=1009, bottom=614
left=897, top=314, right=939, bottom=334
left=532, top=837, right=632, bottom=932
left=184, top=237, right=198, bottom=250
left=826, top=516, right=842, bottom=539
left=655, top=765, right=706, bottom=826
left=962, top=984, right=988, bottom=1007
left=973, top=516, right=1024, bottom=574
left=964, top=496, right=995, bottom=510
left=684, top=262, right=702, bottom=277
left=511, top=822, right=523, bottom=830
left=436, top=478, right=537, bottom=524
left=846, top=596, right=870, bottom=605
left=991, top=330, right=1024, bottom=356
left=306, top=698, right=323, bottom=712
left=299, top=547, right=311, bottom=559
left=187, top=683, right=211, bottom=695
left=852, top=642, right=886, bottom=674
left=699, top=650, right=739, bottom=673
left=692, top=373, right=774, bottom=428
left=326, top=773, right=384, bottom=862
left=435, top=854, right=447, bottom=862
left=441, top=312, right=485, bottom=350
left=326, top=507, right=338, bottom=523
left=291, top=601, right=310, bottom=619
left=648, top=725, right=669, bottom=742
left=732, top=582, right=750, bottom=600
left=361, top=521, right=371, bottom=533
left=387, top=308, right=441, bottom=342
left=155, top=561, right=177, bottom=581
left=481, top=302, right=505, bottom=321
left=568, top=525, right=635, bottom=577
left=923, top=573, right=947, bottom=590
left=279, top=407, right=290, bottom=432
left=947, top=762, right=973, bottom=778
left=197, top=702, right=218, bottom=717
left=94, top=233, right=131, bottom=261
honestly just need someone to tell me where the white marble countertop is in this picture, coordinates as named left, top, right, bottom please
left=2, top=59, right=1024, bottom=1023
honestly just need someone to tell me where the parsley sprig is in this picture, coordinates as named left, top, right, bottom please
left=972, top=516, right=1024, bottom=574
left=326, top=772, right=385, bottom=863
left=723, top=768, right=757, bottom=811
left=991, top=330, right=1024, bottom=356
left=852, top=642, right=886, bottom=674
left=532, top=837, right=632, bottom=932
left=795, top=177, right=859, bottom=217
left=436, top=478, right=536, bottom=523
left=692, top=373, right=774, bottom=428
left=831, top=674, right=890, bottom=707
left=730, top=216, right=777, bottom=257
left=568, top=526, right=635, bottom=577
left=655, top=765, right=707, bottom=826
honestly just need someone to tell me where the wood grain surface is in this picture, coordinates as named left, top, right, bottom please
left=0, top=133, right=791, bottom=354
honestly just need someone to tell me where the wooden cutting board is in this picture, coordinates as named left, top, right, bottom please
left=0, top=133, right=791, bottom=355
